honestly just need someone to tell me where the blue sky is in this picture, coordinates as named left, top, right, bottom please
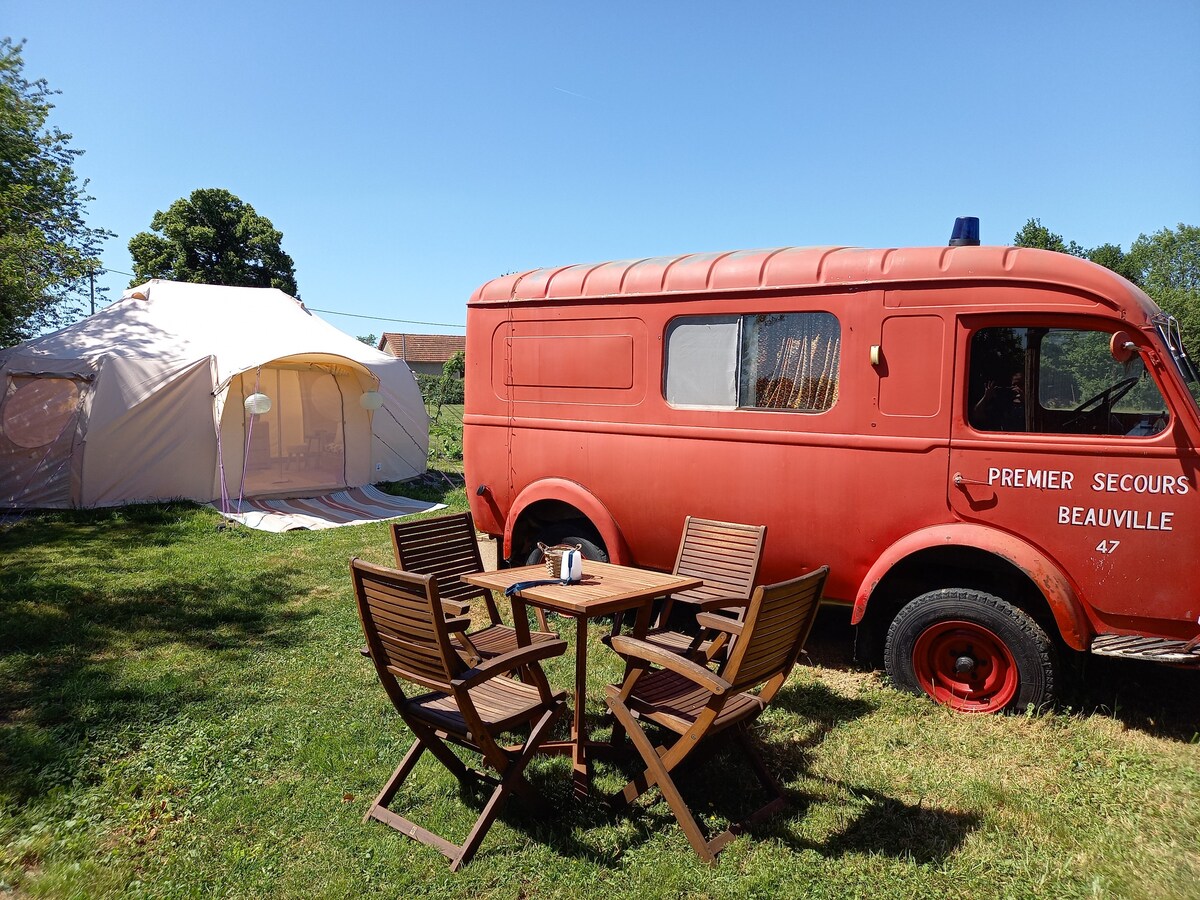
left=8, top=1, right=1199, bottom=337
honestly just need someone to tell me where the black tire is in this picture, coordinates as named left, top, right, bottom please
left=884, top=588, right=1056, bottom=714
left=525, top=535, right=608, bottom=567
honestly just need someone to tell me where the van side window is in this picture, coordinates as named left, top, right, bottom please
left=968, top=326, right=1169, bottom=437
left=665, top=312, right=841, bottom=412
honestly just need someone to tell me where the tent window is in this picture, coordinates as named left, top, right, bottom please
left=2, top=377, right=82, bottom=448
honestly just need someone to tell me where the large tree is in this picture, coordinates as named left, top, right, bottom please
left=1129, top=224, right=1200, bottom=351
left=128, top=188, right=298, bottom=296
left=1015, top=218, right=1200, bottom=352
left=1013, top=218, right=1140, bottom=284
left=1013, top=218, right=1087, bottom=258
left=0, top=38, right=110, bottom=346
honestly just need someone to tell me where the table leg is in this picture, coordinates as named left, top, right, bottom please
left=511, top=597, right=532, bottom=645
left=571, top=615, right=590, bottom=798
left=630, top=600, right=655, bottom=639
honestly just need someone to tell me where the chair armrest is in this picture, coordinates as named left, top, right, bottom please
left=451, top=639, right=569, bottom=690
left=692, top=595, right=751, bottom=613
left=444, top=615, right=473, bottom=633
left=695, top=611, right=743, bottom=635
left=609, top=635, right=732, bottom=695
left=440, top=599, right=472, bottom=617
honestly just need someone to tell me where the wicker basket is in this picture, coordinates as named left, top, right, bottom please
left=538, top=542, right=582, bottom=578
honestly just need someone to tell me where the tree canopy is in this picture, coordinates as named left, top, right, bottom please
left=1129, top=224, right=1200, bottom=351
left=0, top=38, right=110, bottom=346
left=1013, top=218, right=1141, bottom=284
left=1014, top=219, right=1200, bottom=349
left=128, top=188, right=298, bottom=296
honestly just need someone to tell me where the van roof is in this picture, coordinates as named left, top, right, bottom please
left=470, top=244, right=1156, bottom=317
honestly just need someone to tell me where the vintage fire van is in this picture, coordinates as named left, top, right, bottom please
left=463, top=227, right=1200, bottom=713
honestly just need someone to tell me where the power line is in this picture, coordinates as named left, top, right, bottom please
left=89, top=267, right=465, bottom=330
left=306, top=308, right=465, bottom=330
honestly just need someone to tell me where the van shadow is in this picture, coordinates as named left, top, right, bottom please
left=1071, top=654, right=1200, bottom=742
left=805, top=606, right=1200, bottom=742
left=0, top=505, right=316, bottom=809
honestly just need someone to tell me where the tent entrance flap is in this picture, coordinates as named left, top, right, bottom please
left=221, top=364, right=369, bottom=499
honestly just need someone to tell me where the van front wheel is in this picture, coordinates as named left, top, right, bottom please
left=884, top=589, right=1056, bottom=714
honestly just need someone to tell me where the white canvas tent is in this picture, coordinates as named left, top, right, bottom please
left=0, top=280, right=429, bottom=510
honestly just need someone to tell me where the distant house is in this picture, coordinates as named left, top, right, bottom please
left=377, top=333, right=465, bottom=377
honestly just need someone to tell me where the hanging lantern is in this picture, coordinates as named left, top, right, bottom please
left=359, top=391, right=383, bottom=410
left=244, top=392, right=272, bottom=415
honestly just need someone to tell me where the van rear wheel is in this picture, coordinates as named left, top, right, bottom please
left=884, top=589, right=1056, bottom=714
left=524, top=535, right=608, bottom=567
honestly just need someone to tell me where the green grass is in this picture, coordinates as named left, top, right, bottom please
left=1, top=487, right=1198, bottom=899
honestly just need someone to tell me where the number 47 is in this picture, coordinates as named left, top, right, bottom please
left=1096, top=540, right=1121, bottom=554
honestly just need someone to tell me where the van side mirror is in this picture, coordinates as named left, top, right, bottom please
left=1110, top=331, right=1137, bottom=364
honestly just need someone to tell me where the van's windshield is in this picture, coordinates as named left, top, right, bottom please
left=1154, top=314, right=1200, bottom=406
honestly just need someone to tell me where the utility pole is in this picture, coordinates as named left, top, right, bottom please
left=89, top=268, right=95, bottom=315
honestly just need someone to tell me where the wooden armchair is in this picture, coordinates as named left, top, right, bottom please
left=351, top=558, right=568, bottom=871
left=605, top=566, right=829, bottom=863
left=640, top=517, right=766, bottom=665
left=391, top=512, right=558, bottom=663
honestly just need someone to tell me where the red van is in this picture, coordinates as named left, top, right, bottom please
left=463, top=231, right=1200, bottom=713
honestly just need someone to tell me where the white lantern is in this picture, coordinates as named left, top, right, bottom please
left=244, top=392, right=272, bottom=415
left=359, top=391, right=383, bottom=410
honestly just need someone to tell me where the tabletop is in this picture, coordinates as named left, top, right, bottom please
left=463, top=561, right=702, bottom=618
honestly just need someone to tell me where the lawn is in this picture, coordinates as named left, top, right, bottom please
left=1, top=486, right=1197, bottom=899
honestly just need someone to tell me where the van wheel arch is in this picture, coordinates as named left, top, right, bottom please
left=854, top=545, right=1077, bottom=677
left=853, top=525, right=1091, bottom=657
left=503, top=479, right=628, bottom=565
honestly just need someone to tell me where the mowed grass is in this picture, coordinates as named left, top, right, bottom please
left=1, top=490, right=1198, bottom=899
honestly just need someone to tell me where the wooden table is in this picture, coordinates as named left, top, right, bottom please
left=463, top=561, right=702, bottom=797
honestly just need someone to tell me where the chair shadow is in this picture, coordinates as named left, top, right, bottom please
left=553, top=717, right=980, bottom=867
left=814, top=782, right=982, bottom=864
left=465, top=679, right=901, bottom=867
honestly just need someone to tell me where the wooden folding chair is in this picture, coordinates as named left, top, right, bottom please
left=640, top=517, right=767, bottom=666
left=391, top=512, right=558, bottom=662
left=605, top=566, right=829, bottom=863
left=351, top=558, right=568, bottom=870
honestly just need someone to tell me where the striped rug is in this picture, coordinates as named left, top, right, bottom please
left=211, top=485, right=445, bottom=532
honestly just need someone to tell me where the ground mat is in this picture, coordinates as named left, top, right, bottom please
left=211, top=485, right=444, bottom=532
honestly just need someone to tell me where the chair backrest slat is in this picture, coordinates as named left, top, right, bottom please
left=724, top=566, right=828, bottom=695
left=670, top=517, right=766, bottom=607
left=391, top=513, right=499, bottom=618
left=351, top=558, right=463, bottom=694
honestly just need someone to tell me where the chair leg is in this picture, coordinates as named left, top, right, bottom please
left=450, top=702, right=564, bottom=871
left=606, top=698, right=717, bottom=864
left=734, top=727, right=786, bottom=799
left=368, top=705, right=563, bottom=871
left=699, top=729, right=790, bottom=857
left=364, top=738, right=426, bottom=824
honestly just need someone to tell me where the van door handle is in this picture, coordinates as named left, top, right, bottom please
left=953, top=472, right=989, bottom=487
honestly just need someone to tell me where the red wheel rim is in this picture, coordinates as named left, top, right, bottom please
left=911, top=619, right=1019, bottom=713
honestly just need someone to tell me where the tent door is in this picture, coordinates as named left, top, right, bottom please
left=0, top=374, right=88, bottom=508
left=225, top=366, right=353, bottom=497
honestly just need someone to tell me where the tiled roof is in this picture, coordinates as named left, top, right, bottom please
left=378, top=333, right=465, bottom=363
